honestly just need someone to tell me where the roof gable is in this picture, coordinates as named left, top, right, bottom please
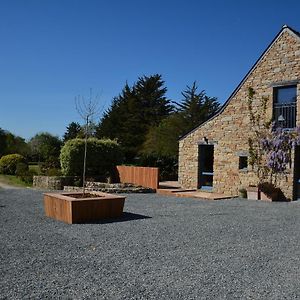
left=179, top=25, right=300, bottom=141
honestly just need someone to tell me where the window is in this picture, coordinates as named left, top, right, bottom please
left=273, top=85, right=297, bottom=128
left=239, top=156, right=248, bottom=170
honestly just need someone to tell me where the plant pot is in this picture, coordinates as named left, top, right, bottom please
left=260, top=190, right=280, bottom=202
left=260, top=191, right=274, bottom=201
left=258, top=182, right=282, bottom=202
left=246, top=186, right=260, bottom=200
left=43, top=192, right=126, bottom=224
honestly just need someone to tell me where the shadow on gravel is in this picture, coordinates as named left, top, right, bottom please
left=85, top=212, right=152, bottom=224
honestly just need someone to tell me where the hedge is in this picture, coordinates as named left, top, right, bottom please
left=60, top=138, right=123, bottom=179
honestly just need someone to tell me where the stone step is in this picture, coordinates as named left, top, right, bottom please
left=174, top=191, right=234, bottom=200
left=157, top=188, right=196, bottom=195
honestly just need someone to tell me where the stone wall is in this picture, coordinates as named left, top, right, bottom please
left=33, top=176, right=78, bottom=190
left=179, top=27, right=300, bottom=200
left=64, top=182, right=155, bottom=193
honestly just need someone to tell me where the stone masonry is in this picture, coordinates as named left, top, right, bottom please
left=178, top=26, right=300, bottom=200
left=33, top=176, right=78, bottom=190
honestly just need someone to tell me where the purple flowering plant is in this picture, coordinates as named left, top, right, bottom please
left=260, top=123, right=299, bottom=185
left=247, top=87, right=300, bottom=190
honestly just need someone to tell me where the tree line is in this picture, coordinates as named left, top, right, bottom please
left=0, top=74, right=220, bottom=179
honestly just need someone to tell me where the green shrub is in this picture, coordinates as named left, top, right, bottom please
left=136, top=153, right=178, bottom=181
left=239, top=188, right=247, bottom=198
left=28, top=164, right=42, bottom=175
left=15, top=162, right=37, bottom=184
left=0, top=154, right=27, bottom=175
left=46, top=168, right=62, bottom=176
left=60, top=138, right=123, bottom=179
left=15, top=162, right=29, bottom=175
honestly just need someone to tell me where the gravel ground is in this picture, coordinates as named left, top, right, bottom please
left=1, top=188, right=300, bottom=299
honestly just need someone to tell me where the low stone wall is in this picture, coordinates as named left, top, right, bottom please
left=33, top=176, right=78, bottom=190
left=64, top=182, right=155, bottom=194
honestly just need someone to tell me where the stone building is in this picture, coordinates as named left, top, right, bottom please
left=178, top=25, right=300, bottom=200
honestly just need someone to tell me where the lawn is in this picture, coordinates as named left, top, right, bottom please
left=1, top=189, right=300, bottom=299
left=0, top=174, right=31, bottom=188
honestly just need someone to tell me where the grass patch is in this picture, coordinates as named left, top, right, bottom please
left=0, top=175, right=31, bottom=188
left=29, top=164, right=41, bottom=174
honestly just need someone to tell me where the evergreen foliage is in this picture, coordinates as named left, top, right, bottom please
left=60, top=138, right=123, bottom=179
left=0, top=128, right=7, bottom=157
left=141, top=82, right=220, bottom=160
left=137, top=153, right=178, bottom=181
left=96, top=75, right=173, bottom=161
left=141, top=113, right=186, bottom=157
left=177, top=81, right=220, bottom=132
left=0, top=128, right=29, bottom=158
left=63, top=122, right=82, bottom=142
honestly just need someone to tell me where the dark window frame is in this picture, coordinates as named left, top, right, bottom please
left=273, top=85, right=297, bottom=129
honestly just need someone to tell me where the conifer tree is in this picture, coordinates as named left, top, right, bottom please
left=177, top=81, right=220, bottom=131
left=96, top=75, right=172, bottom=161
left=63, top=122, right=82, bottom=142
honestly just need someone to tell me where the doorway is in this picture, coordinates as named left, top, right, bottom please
left=198, top=144, right=214, bottom=190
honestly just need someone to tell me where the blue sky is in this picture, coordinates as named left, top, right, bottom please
left=1, top=0, right=300, bottom=140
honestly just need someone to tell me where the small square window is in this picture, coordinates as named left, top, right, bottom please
left=239, top=156, right=248, bottom=170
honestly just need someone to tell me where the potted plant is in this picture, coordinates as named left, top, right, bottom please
left=246, top=88, right=300, bottom=201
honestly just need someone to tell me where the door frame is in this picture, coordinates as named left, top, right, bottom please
left=198, top=144, right=214, bottom=190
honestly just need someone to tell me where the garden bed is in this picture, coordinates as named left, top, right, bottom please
left=64, top=181, right=155, bottom=193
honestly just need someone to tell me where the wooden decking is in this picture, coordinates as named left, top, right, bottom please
left=158, top=181, right=233, bottom=200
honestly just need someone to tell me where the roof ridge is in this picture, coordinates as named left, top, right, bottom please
left=179, top=25, right=300, bottom=141
left=282, top=24, right=300, bottom=37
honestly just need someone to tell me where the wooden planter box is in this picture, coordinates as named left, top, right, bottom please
left=44, top=192, right=126, bottom=224
left=246, top=186, right=260, bottom=200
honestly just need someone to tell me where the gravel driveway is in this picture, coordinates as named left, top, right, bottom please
left=1, top=188, right=300, bottom=299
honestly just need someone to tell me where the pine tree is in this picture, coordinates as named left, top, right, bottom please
left=177, top=82, right=220, bottom=130
left=0, top=128, right=7, bottom=157
left=134, top=74, right=172, bottom=127
left=96, top=75, right=173, bottom=161
left=63, top=122, right=82, bottom=142
left=141, top=82, right=220, bottom=159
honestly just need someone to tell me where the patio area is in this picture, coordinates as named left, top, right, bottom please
left=158, top=181, right=232, bottom=199
left=1, top=188, right=300, bottom=299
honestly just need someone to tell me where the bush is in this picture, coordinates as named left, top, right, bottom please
left=15, top=163, right=37, bottom=184
left=0, top=154, right=27, bottom=175
left=15, top=162, right=29, bottom=175
left=239, top=188, right=247, bottom=198
left=60, top=138, right=124, bottom=179
left=46, top=168, right=62, bottom=176
left=136, top=153, right=178, bottom=181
